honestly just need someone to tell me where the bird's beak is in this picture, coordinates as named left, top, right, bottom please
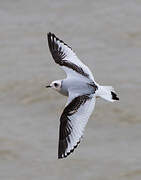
left=46, top=85, right=51, bottom=88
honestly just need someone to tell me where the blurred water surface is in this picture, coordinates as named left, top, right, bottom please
left=0, top=0, right=141, bottom=179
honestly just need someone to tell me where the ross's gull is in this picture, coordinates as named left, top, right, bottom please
left=46, top=32, right=119, bottom=159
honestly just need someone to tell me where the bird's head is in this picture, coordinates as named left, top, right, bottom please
left=46, top=80, right=62, bottom=91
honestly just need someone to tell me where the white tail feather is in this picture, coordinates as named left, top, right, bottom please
left=96, top=86, right=119, bottom=102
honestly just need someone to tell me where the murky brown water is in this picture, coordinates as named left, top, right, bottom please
left=0, top=0, right=141, bottom=179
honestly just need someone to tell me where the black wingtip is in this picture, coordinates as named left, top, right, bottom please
left=47, top=32, right=55, bottom=39
left=47, top=32, right=51, bottom=36
left=47, top=32, right=72, bottom=50
left=47, top=32, right=54, bottom=43
left=47, top=32, right=53, bottom=36
left=47, top=32, right=54, bottom=53
left=111, top=91, right=119, bottom=100
left=58, top=139, right=82, bottom=159
left=47, top=32, right=51, bottom=40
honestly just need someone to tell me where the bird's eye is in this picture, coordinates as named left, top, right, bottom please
left=54, top=83, right=58, bottom=87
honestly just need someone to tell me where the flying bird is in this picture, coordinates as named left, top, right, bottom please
left=46, top=32, right=119, bottom=159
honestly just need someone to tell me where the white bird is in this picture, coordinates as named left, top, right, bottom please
left=46, top=32, right=119, bottom=159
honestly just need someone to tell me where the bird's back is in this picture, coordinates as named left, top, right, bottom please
left=61, top=78, right=96, bottom=96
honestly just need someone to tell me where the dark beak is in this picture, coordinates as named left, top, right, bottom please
left=46, top=85, right=51, bottom=88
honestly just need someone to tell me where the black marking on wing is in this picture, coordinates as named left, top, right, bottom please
left=47, top=32, right=89, bottom=78
left=111, top=91, right=119, bottom=100
left=88, top=82, right=98, bottom=93
left=58, top=94, right=91, bottom=159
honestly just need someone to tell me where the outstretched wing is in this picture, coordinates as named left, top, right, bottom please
left=47, top=32, right=94, bottom=81
left=58, top=94, right=95, bottom=159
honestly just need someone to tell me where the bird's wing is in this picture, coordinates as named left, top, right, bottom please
left=47, top=32, right=94, bottom=81
left=58, top=93, right=96, bottom=159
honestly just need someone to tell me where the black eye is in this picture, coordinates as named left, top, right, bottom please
left=54, top=83, right=58, bottom=87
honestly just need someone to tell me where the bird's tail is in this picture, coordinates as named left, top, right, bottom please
left=96, top=85, right=119, bottom=102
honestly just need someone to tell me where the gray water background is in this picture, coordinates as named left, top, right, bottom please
left=0, top=0, right=141, bottom=179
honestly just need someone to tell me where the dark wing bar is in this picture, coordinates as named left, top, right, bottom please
left=58, top=94, right=91, bottom=159
left=47, top=32, right=89, bottom=78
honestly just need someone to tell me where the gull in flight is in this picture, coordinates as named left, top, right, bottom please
left=46, top=32, right=119, bottom=159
